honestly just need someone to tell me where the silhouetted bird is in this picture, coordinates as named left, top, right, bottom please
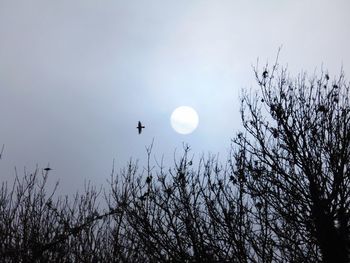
left=146, top=175, right=152, bottom=184
left=317, top=105, right=328, bottom=113
left=44, top=167, right=52, bottom=172
left=137, top=121, right=145, bottom=134
left=262, top=70, right=268, bottom=78
left=256, top=202, right=263, bottom=210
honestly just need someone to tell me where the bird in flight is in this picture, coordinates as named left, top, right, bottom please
left=44, top=163, right=52, bottom=172
left=137, top=121, right=145, bottom=134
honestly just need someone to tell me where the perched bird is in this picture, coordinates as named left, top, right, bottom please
left=146, top=175, right=152, bottom=184
left=44, top=167, right=52, bottom=172
left=256, top=202, right=263, bottom=210
left=137, top=121, right=145, bottom=134
left=317, top=105, right=328, bottom=113
left=262, top=70, right=268, bottom=78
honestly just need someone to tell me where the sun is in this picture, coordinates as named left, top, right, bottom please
left=170, top=106, right=199, bottom=134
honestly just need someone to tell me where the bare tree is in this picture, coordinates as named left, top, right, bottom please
left=106, top=145, right=278, bottom=262
left=0, top=168, right=110, bottom=262
left=233, top=60, right=350, bottom=262
left=1, top=62, right=349, bottom=262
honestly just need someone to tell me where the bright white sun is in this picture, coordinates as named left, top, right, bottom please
left=170, top=106, right=199, bottom=134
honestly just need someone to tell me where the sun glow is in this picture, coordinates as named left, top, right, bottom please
left=170, top=106, right=199, bottom=134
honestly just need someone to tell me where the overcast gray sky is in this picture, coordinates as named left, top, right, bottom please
left=0, top=0, right=349, bottom=194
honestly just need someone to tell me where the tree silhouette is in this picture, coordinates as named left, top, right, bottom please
left=0, top=63, right=349, bottom=262
left=233, top=61, right=350, bottom=262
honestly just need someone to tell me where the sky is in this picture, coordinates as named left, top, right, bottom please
left=0, top=0, right=349, bottom=195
